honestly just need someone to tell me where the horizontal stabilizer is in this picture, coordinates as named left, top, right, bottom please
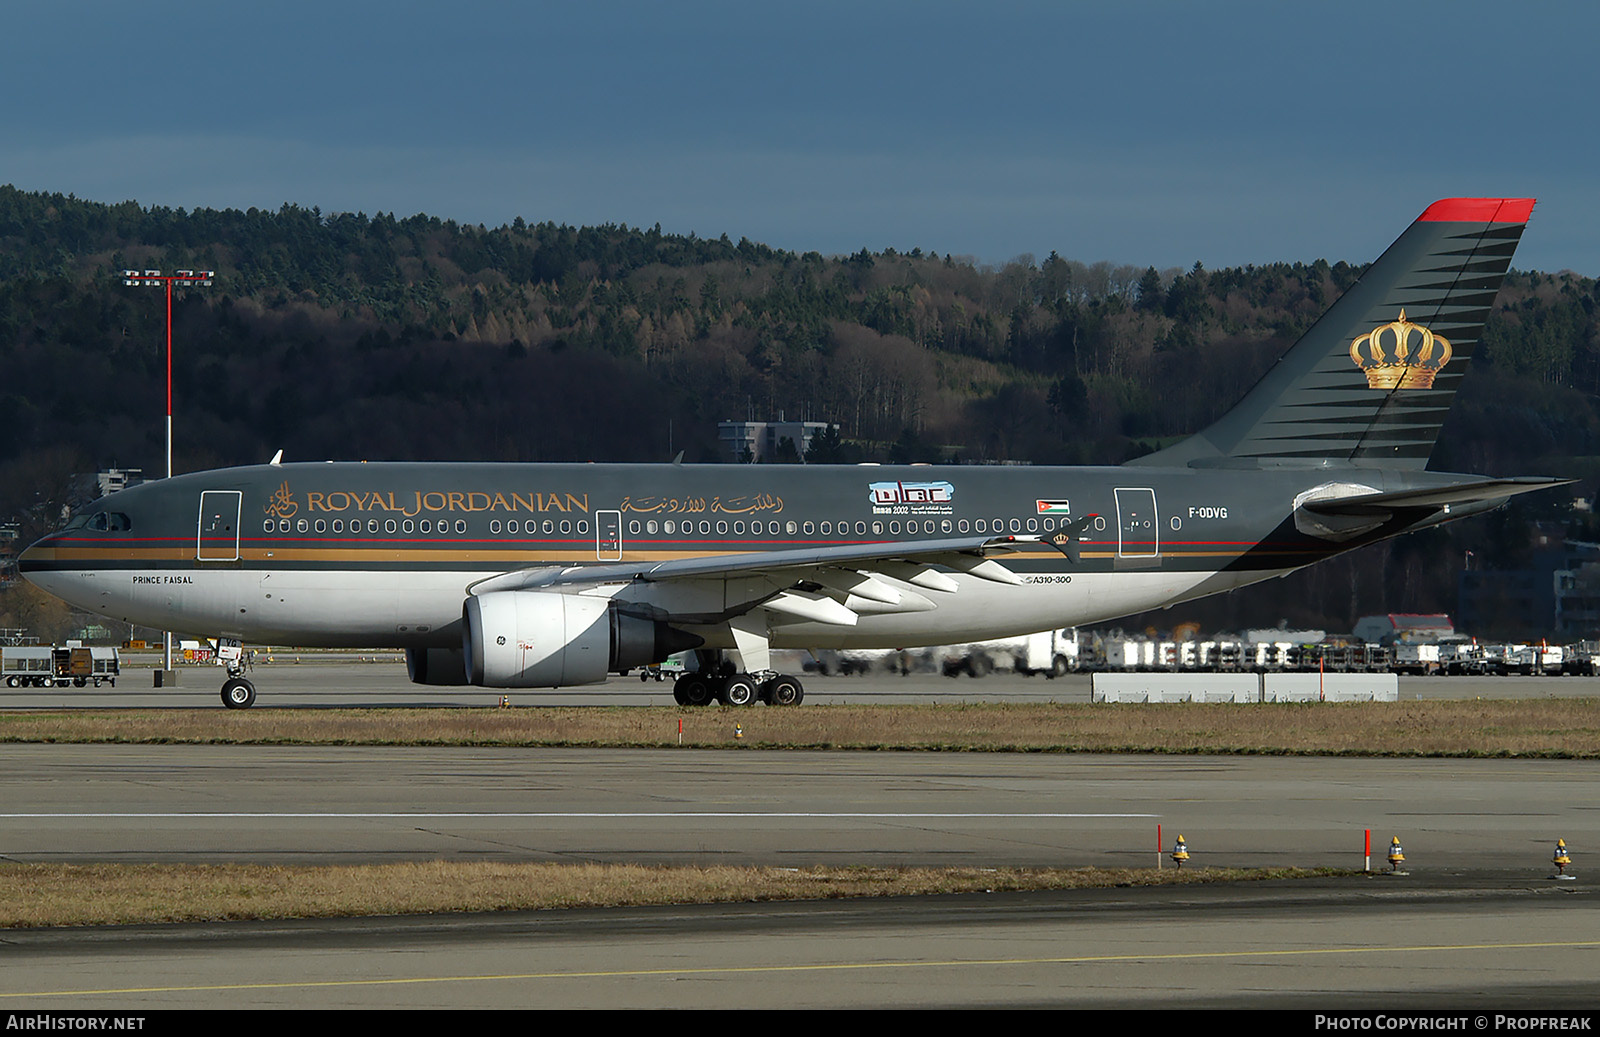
left=1298, top=477, right=1574, bottom=517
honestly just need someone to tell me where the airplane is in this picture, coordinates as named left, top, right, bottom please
left=19, top=197, right=1571, bottom=709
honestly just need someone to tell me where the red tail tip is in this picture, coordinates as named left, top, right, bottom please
left=1419, top=198, right=1536, bottom=224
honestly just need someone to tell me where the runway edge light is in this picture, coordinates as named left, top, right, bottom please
left=1387, top=836, right=1407, bottom=875
left=1552, top=838, right=1575, bottom=880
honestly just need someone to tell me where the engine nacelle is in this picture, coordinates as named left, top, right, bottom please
left=462, top=591, right=702, bottom=688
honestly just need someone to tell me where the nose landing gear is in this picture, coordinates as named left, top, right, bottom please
left=213, top=636, right=255, bottom=709
left=221, top=676, right=256, bottom=709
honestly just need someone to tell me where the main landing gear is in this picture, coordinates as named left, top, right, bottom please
left=671, top=660, right=805, bottom=707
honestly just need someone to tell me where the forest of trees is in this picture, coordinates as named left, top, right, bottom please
left=1, top=184, right=1597, bottom=639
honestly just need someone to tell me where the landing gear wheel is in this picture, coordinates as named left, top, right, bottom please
left=719, top=674, right=759, bottom=707
left=675, top=673, right=715, bottom=707
left=763, top=675, right=804, bottom=706
left=221, top=677, right=256, bottom=709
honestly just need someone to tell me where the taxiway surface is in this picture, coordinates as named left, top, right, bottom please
left=2, top=658, right=1596, bottom=708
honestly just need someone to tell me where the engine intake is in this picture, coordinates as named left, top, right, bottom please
left=462, top=591, right=702, bottom=688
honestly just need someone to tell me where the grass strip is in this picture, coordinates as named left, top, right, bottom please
left=0, top=701, right=1598, bottom=756
left=0, top=862, right=1352, bottom=929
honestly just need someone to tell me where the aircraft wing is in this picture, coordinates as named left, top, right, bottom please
left=466, top=534, right=1048, bottom=627
left=1297, top=477, right=1575, bottom=517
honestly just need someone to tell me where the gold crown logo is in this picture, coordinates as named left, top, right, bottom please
left=1349, top=310, right=1452, bottom=390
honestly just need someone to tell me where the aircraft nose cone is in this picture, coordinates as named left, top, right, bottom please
left=17, top=535, right=55, bottom=577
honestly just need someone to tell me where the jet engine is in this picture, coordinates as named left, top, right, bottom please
left=461, top=591, right=702, bottom=688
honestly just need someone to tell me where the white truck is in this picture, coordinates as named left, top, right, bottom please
left=939, top=628, right=1079, bottom=678
left=1392, top=643, right=1441, bottom=675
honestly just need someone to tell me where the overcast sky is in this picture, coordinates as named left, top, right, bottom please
left=4, top=1, right=1595, bottom=273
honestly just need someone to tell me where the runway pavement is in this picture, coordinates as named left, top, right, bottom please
left=2, top=663, right=1597, bottom=1008
left=0, top=746, right=1596, bottom=1007
left=0, top=746, right=1591, bottom=872
left=2, top=880, right=1596, bottom=1009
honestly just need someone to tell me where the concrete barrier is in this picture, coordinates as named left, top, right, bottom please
left=1262, top=673, right=1398, bottom=702
left=1091, top=673, right=1260, bottom=703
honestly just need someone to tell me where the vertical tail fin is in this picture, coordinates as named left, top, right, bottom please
left=1130, top=198, right=1534, bottom=470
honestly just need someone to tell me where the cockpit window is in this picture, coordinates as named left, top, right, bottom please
left=72, top=511, right=132, bottom=532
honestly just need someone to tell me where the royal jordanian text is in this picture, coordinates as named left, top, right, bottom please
left=304, top=490, right=591, bottom=517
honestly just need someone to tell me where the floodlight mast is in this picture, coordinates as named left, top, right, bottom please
left=120, top=268, right=215, bottom=677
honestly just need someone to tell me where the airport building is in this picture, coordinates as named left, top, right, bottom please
left=1352, top=613, right=1456, bottom=645
left=717, top=418, right=833, bottom=463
